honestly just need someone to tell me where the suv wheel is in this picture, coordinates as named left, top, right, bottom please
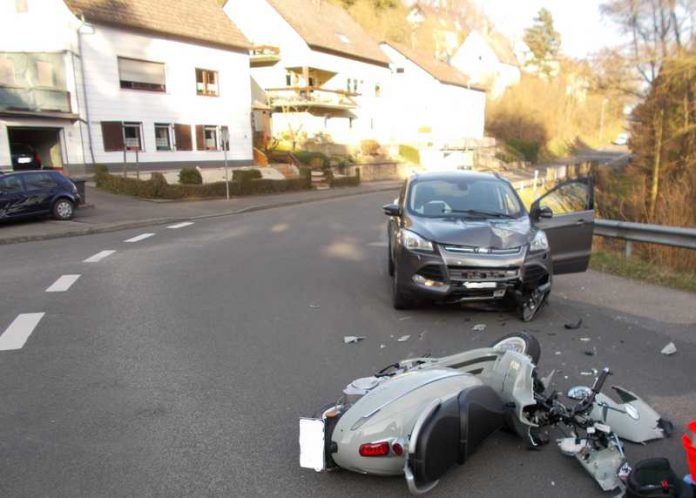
left=392, top=262, right=413, bottom=310
left=52, top=198, right=74, bottom=220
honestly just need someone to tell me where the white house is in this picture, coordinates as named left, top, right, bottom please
left=450, top=30, right=521, bottom=100
left=379, top=42, right=486, bottom=146
left=1, top=0, right=254, bottom=174
left=224, top=0, right=392, bottom=147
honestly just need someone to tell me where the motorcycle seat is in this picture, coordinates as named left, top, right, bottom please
left=409, top=385, right=505, bottom=486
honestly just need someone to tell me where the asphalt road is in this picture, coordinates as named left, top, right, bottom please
left=0, top=191, right=694, bottom=497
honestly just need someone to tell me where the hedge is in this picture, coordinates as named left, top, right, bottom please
left=330, top=168, right=360, bottom=188
left=179, top=167, right=202, bottom=185
left=293, top=150, right=329, bottom=168
left=232, top=169, right=262, bottom=182
left=95, top=166, right=312, bottom=199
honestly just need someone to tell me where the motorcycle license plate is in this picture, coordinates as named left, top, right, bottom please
left=299, top=418, right=325, bottom=472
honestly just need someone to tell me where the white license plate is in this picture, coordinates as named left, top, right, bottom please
left=299, top=418, right=325, bottom=471
left=463, top=281, right=497, bottom=289
left=18, top=157, right=31, bottom=164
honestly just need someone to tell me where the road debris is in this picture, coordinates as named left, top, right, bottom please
left=343, top=336, right=365, bottom=344
left=564, top=318, right=583, bottom=330
left=584, top=350, right=595, bottom=357
left=309, top=304, right=321, bottom=309
left=472, top=323, right=486, bottom=332
left=554, top=351, right=562, bottom=356
left=399, top=316, right=412, bottom=321
left=580, top=371, right=593, bottom=376
left=660, top=342, right=677, bottom=356
left=580, top=337, right=591, bottom=342
left=419, top=331, right=427, bottom=341
left=397, top=335, right=411, bottom=342
left=380, top=344, right=386, bottom=349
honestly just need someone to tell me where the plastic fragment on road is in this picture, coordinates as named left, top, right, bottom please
left=581, top=371, right=594, bottom=376
left=661, top=342, right=677, bottom=356
left=472, top=323, right=486, bottom=332
left=580, top=337, right=591, bottom=342
left=564, top=318, right=583, bottom=330
left=397, top=335, right=411, bottom=342
left=399, top=316, right=412, bottom=321
left=343, top=336, right=365, bottom=344
left=380, top=344, right=386, bottom=349
left=309, top=304, right=320, bottom=309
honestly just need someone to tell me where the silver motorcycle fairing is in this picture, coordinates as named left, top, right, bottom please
left=589, top=386, right=667, bottom=443
left=331, top=369, right=482, bottom=476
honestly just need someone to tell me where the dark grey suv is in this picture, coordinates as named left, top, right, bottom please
left=383, top=171, right=594, bottom=321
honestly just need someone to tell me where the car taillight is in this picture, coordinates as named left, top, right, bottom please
left=359, top=441, right=390, bottom=457
left=35, top=153, right=41, bottom=163
left=391, top=442, right=404, bottom=456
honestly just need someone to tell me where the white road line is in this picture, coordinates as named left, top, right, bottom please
left=168, top=222, right=194, bottom=229
left=83, top=250, right=116, bottom=263
left=124, top=233, right=155, bottom=243
left=46, top=274, right=81, bottom=293
left=0, top=313, right=45, bottom=351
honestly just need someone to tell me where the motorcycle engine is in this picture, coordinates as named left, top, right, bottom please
left=343, top=376, right=382, bottom=406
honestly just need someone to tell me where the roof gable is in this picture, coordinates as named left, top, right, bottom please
left=266, top=0, right=389, bottom=67
left=64, top=0, right=250, bottom=51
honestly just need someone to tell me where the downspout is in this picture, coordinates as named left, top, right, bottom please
left=77, top=19, right=96, bottom=165
left=70, top=49, right=87, bottom=167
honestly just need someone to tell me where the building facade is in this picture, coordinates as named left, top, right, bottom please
left=0, top=0, right=254, bottom=174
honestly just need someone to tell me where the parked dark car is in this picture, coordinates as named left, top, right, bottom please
left=383, top=171, right=594, bottom=321
left=10, top=143, right=43, bottom=171
left=0, top=171, right=80, bottom=222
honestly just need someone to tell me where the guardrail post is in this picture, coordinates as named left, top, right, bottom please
left=533, top=170, right=538, bottom=198
left=625, top=240, right=633, bottom=258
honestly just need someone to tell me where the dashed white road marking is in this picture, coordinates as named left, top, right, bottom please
left=168, top=222, right=194, bottom=229
left=0, top=313, right=45, bottom=351
left=124, top=233, right=155, bottom=243
left=46, top=274, right=81, bottom=293
left=83, top=250, right=116, bottom=263
left=368, top=241, right=388, bottom=247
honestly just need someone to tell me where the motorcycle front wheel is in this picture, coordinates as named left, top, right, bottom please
left=490, top=332, right=541, bottom=365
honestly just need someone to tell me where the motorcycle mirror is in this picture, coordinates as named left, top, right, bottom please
left=567, top=386, right=593, bottom=400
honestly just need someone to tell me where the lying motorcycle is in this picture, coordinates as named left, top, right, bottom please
left=299, top=333, right=672, bottom=495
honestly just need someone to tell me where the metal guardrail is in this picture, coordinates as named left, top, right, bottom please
left=594, top=219, right=696, bottom=255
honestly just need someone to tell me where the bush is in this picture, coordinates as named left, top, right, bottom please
left=232, top=168, right=262, bottom=182
left=179, top=167, right=202, bottom=185
left=360, top=139, right=380, bottom=156
left=507, top=139, right=540, bottom=163
left=399, top=144, right=420, bottom=165
left=293, top=150, right=329, bottom=168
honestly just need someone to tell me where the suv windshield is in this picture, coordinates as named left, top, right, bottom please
left=407, top=177, right=524, bottom=219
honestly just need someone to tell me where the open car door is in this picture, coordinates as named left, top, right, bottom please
left=530, top=177, right=595, bottom=274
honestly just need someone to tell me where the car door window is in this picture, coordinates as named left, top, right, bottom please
left=0, top=176, right=24, bottom=194
left=23, top=173, right=57, bottom=191
left=539, top=182, right=590, bottom=215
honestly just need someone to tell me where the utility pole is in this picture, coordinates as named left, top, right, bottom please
left=222, top=128, right=230, bottom=200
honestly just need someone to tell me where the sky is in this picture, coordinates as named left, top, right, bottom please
left=473, top=0, right=627, bottom=59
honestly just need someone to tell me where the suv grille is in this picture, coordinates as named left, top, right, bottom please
left=443, top=245, right=522, bottom=256
left=448, top=267, right=519, bottom=281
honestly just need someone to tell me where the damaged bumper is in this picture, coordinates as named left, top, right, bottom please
left=395, top=243, right=551, bottom=303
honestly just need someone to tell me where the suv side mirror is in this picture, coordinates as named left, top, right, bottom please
left=530, top=205, right=553, bottom=221
left=382, top=203, right=401, bottom=216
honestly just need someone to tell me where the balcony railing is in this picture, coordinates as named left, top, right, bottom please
left=250, top=45, right=281, bottom=67
left=265, top=86, right=358, bottom=111
left=0, top=86, right=72, bottom=114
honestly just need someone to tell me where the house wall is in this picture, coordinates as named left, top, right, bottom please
left=224, top=0, right=391, bottom=145
left=80, top=25, right=253, bottom=168
left=0, top=0, right=88, bottom=171
left=380, top=44, right=486, bottom=146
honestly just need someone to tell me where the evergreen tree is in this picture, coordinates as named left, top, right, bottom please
left=523, top=8, right=561, bottom=77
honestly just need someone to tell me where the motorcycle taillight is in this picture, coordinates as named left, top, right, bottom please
left=359, top=442, right=390, bottom=457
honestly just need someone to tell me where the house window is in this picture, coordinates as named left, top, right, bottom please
left=155, top=123, right=173, bottom=151
left=0, top=57, right=15, bottom=86
left=15, top=0, right=28, bottom=13
left=36, top=61, right=55, bottom=87
left=346, top=78, right=351, bottom=93
left=123, top=122, right=143, bottom=150
left=375, top=84, right=381, bottom=97
left=220, top=125, right=229, bottom=150
left=204, top=126, right=218, bottom=150
left=118, top=57, right=166, bottom=92
left=286, top=72, right=292, bottom=86
left=396, top=67, right=405, bottom=74
left=195, top=68, right=218, bottom=96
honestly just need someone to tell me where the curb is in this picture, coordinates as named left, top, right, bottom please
left=0, top=184, right=399, bottom=246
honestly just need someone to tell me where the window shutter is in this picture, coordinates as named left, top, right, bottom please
left=174, top=123, right=192, bottom=151
left=195, top=125, right=205, bottom=151
left=101, top=121, right=124, bottom=152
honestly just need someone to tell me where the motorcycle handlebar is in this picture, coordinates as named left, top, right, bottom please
left=592, top=368, right=612, bottom=395
left=572, top=367, right=612, bottom=417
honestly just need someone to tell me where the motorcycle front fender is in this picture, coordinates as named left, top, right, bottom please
left=590, top=386, right=669, bottom=443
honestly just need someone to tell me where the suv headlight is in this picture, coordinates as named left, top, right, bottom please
left=401, top=229, right=434, bottom=252
left=530, top=230, right=549, bottom=252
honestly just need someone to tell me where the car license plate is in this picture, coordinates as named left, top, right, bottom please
left=18, top=157, right=31, bottom=164
left=463, top=281, right=497, bottom=289
left=299, top=418, right=325, bottom=471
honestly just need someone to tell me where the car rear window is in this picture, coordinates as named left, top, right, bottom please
left=11, top=144, right=33, bottom=155
left=408, top=178, right=523, bottom=218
